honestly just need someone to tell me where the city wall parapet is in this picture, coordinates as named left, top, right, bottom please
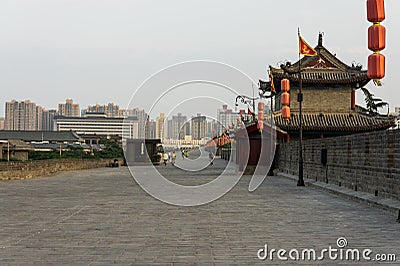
left=0, top=158, right=122, bottom=180
left=277, top=129, right=400, bottom=201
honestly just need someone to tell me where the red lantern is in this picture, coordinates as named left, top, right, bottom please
left=281, top=78, right=290, bottom=92
left=367, top=0, right=385, bottom=23
left=368, top=24, right=386, bottom=52
left=258, top=111, right=264, bottom=121
left=258, top=102, right=264, bottom=112
left=368, top=53, right=385, bottom=79
left=282, top=106, right=290, bottom=120
left=257, top=120, right=264, bottom=132
left=281, top=92, right=290, bottom=106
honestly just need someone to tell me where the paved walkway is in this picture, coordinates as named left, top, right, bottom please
left=0, top=158, right=399, bottom=265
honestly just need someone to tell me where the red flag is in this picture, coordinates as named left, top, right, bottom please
left=269, top=71, right=276, bottom=94
left=299, top=35, right=317, bottom=56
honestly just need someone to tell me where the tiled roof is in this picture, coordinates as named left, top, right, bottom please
left=0, top=131, right=83, bottom=142
left=269, top=43, right=370, bottom=87
left=274, top=112, right=395, bottom=132
left=270, top=68, right=369, bottom=85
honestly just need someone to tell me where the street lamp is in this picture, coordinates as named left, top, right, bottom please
left=235, top=95, right=259, bottom=122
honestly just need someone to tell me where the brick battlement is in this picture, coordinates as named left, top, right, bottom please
left=277, top=129, right=400, bottom=201
left=0, top=158, right=122, bottom=180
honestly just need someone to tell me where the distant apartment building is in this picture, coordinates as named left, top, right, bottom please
left=82, top=103, right=117, bottom=117
left=171, top=113, right=187, bottom=140
left=58, top=99, right=80, bottom=117
left=5, top=100, right=42, bottom=130
left=155, top=113, right=168, bottom=140
left=132, top=108, right=148, bottom=139
left=191, top=114, right=207, bottom=140
left=36, top=105, right=44, bottom=130
left=0, top=117, right=4, bottom=130
left=206, top=119, right=218, bottom=138
left=54, top=113, right=139, bottom=138
left=118, top=109, right=134, bottom=117
left=145, top=118, right=156, bottom=139
left=217, top=104, right=240, bottom=134
left=42, top=109, right=57, bottom=131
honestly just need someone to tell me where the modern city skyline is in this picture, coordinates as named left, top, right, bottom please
left=1, top=1, right=399, bottom=119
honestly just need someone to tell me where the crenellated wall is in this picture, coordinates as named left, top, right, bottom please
left=277, top=129, right=400, bottom=201
left=0, top=158, right=122, bottom=180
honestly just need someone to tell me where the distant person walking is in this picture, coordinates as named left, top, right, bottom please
left=162, top=152, right=169, bottom=166
left=171, top=151, right=176, bottom=166
left=209, top=151, right=215, bottom=166
left=181, top=149, right=185, bottom=159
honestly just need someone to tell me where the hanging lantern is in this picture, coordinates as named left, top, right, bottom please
left=282, top=106, right=290, bottom=120
left=258, top=111, right=264, bottom=121
left=281, top=92, right=290, bottom=106
left=368, top=52, right=385, bottom=79
left=367, top=0, right=385, bottom=23
left=257, top=102, right=264, bottom=131
left=281, top=78, right=290, bottom=120
left=257, top=112, right=264, bottom=131
left=257, top=102, right=265, bottom=121
left=368, top=24, right=386, bottom=52
left=258, top=102, right=264, bottom=112
left=257, top=120, right=264, bottom=132
left=281, top=78, right=290, bottom=92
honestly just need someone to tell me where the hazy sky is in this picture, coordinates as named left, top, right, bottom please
left=1, top=0, right=399, bottom=119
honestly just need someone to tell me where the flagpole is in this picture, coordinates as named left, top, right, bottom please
left=297, top=28, right=305, bottom=186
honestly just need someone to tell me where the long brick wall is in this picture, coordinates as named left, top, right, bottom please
left=277, top=129, right=400, bottom=201
left=0, top=158, right=121, bottom=181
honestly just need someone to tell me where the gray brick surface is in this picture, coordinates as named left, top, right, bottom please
left=0, top=160, right=399, bottom=264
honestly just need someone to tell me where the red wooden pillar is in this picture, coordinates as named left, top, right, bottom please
left=351, top=90, right=356, bottom=110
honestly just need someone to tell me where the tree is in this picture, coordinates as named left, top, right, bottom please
left=360, top=87, right=388, bottom=116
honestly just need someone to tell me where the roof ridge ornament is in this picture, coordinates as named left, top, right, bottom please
left=318, top=32, right=324, bottom=47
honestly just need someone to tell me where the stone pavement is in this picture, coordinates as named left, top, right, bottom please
left=0, top=158, right=399, bottom=265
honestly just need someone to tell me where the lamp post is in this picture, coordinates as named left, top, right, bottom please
left=297, top=66, right=305, bottom=186
left=235, top=95, right=259, bottom=122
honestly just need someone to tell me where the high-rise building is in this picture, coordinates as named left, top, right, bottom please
left=191, top=114, right=207, bottom=140
left=207, top=119, right=218, bottom=138
left=0, top=118, right=4, bottom=130
left=36, top=105, right=43, bottom=130
left=42, top=109, right=57, bottom=131
left=81, top=103, right=132, bottom=118
left=132, top=108, right=148, bottom=139
left=5, top=100, right=40, bottom=130
left=145, top=118, right=156, bottom=139
left=155, top=113, right=168, bottom=140
left=118, top=109, right=134, bottom=117
left=171, top=113, right=187, bottom=140
left=217, top=104, right=240, bottom=134
left=58, top=99, right=80, bottom=117
left=167, top=119, right=172, bottom=139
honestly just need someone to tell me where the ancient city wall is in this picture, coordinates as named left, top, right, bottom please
left=0, top=158, right=121, bottom=181
left=277, top=129, right=400, bottom=201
